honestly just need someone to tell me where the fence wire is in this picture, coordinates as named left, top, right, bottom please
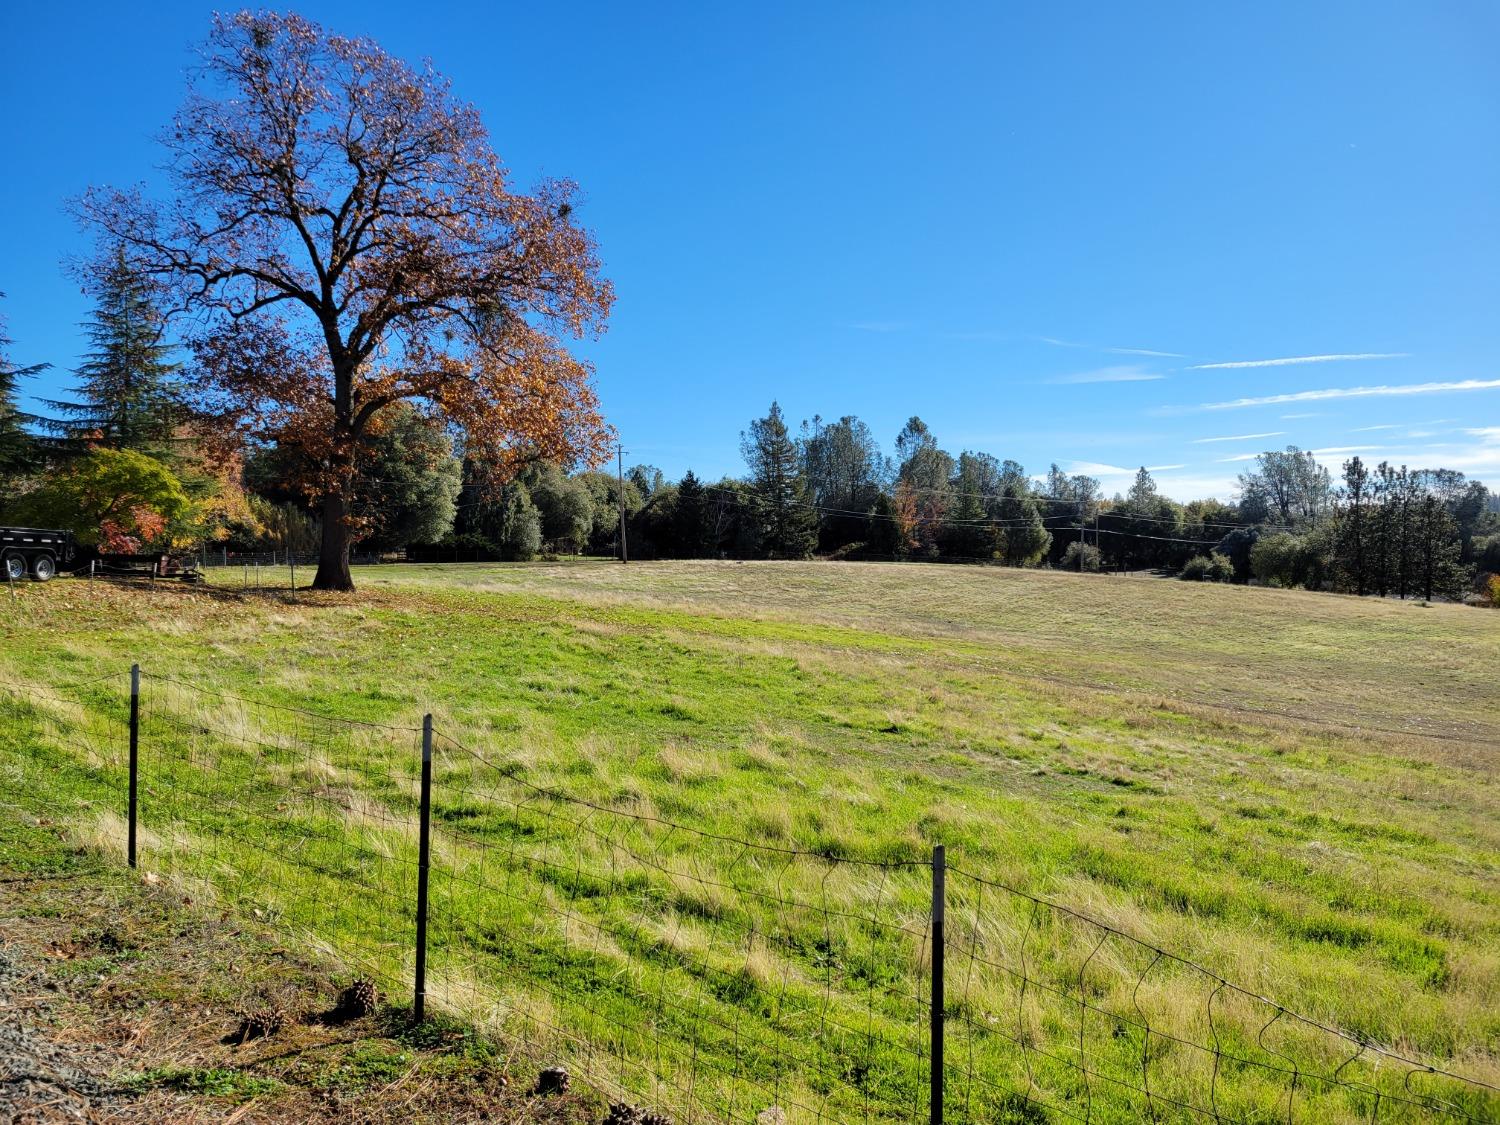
left=0, top=669, right=1495, bottom=1124
left=940, top=867, right=1498, bottom=1124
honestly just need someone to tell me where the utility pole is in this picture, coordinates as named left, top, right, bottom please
left=617, top=443, right=628, bottom=564
left=1077, top=499, right=1085, bottom=571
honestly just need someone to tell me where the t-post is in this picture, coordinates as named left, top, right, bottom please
left=617, top=443, right=628, bottom=564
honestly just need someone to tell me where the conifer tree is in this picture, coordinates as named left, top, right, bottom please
left=994, top=485, right=1052, bottom=565
left=0, top=298, right=46, bottom=485
left=44, top=246, right=181, bottom=456
left=672, top=469, right=714, bottom=558
left=944, top=482, right=989, bottom=558
left=1412, top=493, right=1463, bottom=602
left=741, top=402, right=818, bottom=558
left=1336, top=456, right=1371, bottom=595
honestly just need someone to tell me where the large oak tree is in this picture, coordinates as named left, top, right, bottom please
left=75, top=11, right=613, bottom=589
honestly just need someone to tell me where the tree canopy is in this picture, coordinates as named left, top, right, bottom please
left=74, top=10, right=613, bottom=589
left=741, top=402, right=817, bottom=559
left=43, top=245, right=182, bottom=456
left=0, top=296, right=46, bottom=486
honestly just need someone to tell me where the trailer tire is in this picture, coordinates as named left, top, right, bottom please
left=31, top=554, right=56, bottom=582
left=3, top=554, right=24, bottom=582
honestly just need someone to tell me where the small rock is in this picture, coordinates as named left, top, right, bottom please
left=757, top=1108, right=787, bottom=1125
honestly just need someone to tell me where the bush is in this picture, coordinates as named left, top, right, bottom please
left=9, top=448, right=191, bottom=551
left=1060, top=541, right=1101, bottom=573
left=1180, top=552, right=1235, bottom=582
left=1474, top=535, right=1500, bottom=575
left=1250, top=533, right=1302, bottom=587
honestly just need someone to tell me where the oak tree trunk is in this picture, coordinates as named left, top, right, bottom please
left=312, top=492, right=354, bottom=591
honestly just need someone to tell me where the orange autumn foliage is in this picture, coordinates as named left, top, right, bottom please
left=74, top=11, right=613, bottom=588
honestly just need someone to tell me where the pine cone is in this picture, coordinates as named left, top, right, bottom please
left=338, top=978, right=378, bottom=1018
left=602, top=1106, right=672, bottom=1125
left=237, top=1003, right=285, bottom=1041
left=536, top=1065, right=570, bottom=1095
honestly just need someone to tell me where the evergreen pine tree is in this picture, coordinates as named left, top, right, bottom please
left=1412, top=493, right=1463, bottom=601
left=741, top=402, right=818, bottom=558
left=43, top=246, right=181, bottom=456
left=944, top=482, right=989, bottom=558
left=1367, top=462, right=1397, bottom=597
left=995, top=486, right=1051, bottom=565
left=672, top=469, right=713, bottom=558
left=0, top=299, right=47, bottom=485
left=1335, top=456, right=1371, bottom=595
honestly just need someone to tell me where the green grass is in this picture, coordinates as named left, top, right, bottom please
left=1, top=560, right=1496, bottom=1123
left=125, top=1067, right=283, bottom=1102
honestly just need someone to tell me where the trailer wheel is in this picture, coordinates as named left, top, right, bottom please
left=3, top=554, right=24, bottom=581
left=31, top=554, right=56, bottom=582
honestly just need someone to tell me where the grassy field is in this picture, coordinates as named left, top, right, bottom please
left=0, top=560, right=1496, bottom=1122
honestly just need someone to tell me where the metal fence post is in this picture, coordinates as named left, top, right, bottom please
left=414, top=713, right=433, bottom=1022
left=128, top=664, right=140, bottom=868
left=931, top=843, right=945, bottom=1125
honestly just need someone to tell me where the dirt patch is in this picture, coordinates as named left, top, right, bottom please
left=0, top=936, right=120, bottom=1121
left=0, top=820, right=605, bottom=1124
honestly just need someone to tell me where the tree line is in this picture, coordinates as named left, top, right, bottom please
left=553, top=403, right=1497, bottom=604
left=5, top=274, right=1497, bottom=606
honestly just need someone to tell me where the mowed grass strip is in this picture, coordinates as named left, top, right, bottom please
left=0, top=561, right=1496, bottom=1121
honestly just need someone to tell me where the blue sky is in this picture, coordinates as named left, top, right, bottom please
left=2, top=1, right=1497, bottom=498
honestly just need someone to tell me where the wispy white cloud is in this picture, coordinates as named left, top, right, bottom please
left=1298, top=433, right=1500, bottom=482
left=1189, top=352, right=1407, bottom=370
left=1353, top=419, right=1452, bottom=433
left=1146, top=464, right=1186, bottom=471
left=1280, top=412, right=1321, bottom=419
left=1195, top=379, right=1500, bottom=411
left=1106, top=346, right=1182, bottom=358
left=1039, top=336, right=1182, bottom=358
left=1190, top=431, right=1285, bottom=444
left=1048, top=365, right=1165, bottom=385
left=848, top=320, right=908, bottom=333
left=1215, top=453, right=1261, bottom=463
left=1311, top=445, right=1383, bottom=455
left=1066, top=460, right=1135, bottom=476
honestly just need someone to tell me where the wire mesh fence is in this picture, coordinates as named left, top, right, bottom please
left=0, top=666, right=1495, bottom=1124
left=939, top=867, right=1499, bottom=1124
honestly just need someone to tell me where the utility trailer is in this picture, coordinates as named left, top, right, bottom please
left=1, top=527, right=76, bottom=582
left=96, top=552, right=204, bottom=583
